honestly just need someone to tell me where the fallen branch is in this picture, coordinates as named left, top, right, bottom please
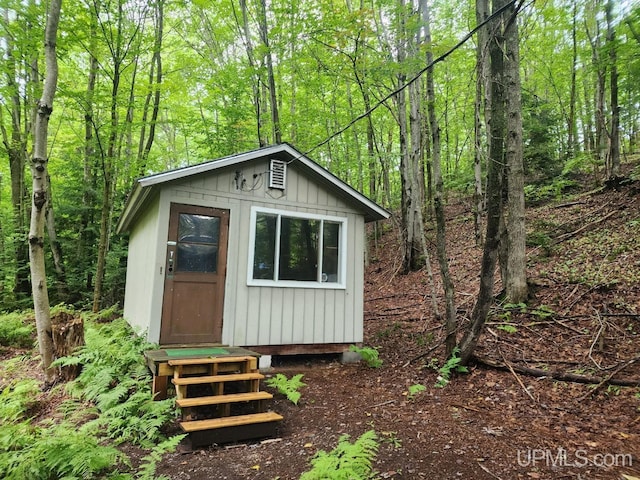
left=578, top=353, right=640, bottom=401
left=553, top=210, right=617, bottom=244
left=474, top=355, right=640, bottom=387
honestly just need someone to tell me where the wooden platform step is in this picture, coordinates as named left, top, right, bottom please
left=179, top=411, right=283, bottom=433
left=168, top=356, right=256, bottom=367
left=172, top=372, right=264, bottom=386
left=176, top=391, right=273, bottom=408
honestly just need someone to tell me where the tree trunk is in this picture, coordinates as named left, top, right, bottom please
left=51, top=310, right=84, bottom=381
left=503, top=1, right=527, bottom=303
left=474, top=0, right=490, bottom=247
left=605, top=0, right=620, bottom=178
left=30, top=0, right=62, bottom=384
left=138, top=0, right=164, bottom=172
left=459, top=0, right=507, bottom=365
left=45, top=179, right=68, bottom=302
left=2, top=7, right=31, bottom=299
left=238, top=0, right=266, bottom=147
left=258, top=0, right=281, bottom=144
left=422, top=0, right=457, bottom=357
left=567, top=0, right=578, bottom=159
left=396, top=0, right=426, bottom=273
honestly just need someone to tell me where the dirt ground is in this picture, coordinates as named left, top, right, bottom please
left=156, top=174, right=640, bottom=480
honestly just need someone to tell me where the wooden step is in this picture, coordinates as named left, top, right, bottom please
left=168, top=356, right=256, bottom=367
left=176, top=391, right=273, bottom=408
left=179, top=412, right=283, bottom=433
left=172, top=372, right=264, bottom=386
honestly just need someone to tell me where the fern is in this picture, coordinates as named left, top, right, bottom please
left=265, top=373, right=306, bottom=405
left=0, top=312, right=34, bottom=348
left=349, top=345, right=383, bottom=368
left=136, top=434, right=186, bottom=480
left=0, top=379, right=40, bottom=423
left=2, top=422, right=126, bottom=480
left=56, top=319, right=176, bottom=446
left=301, top=430, right=379, bottom=480
left=435, top=348, right=469, bottom=388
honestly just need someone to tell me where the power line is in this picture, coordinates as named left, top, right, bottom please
left=303, top=0, right=526, bottom=157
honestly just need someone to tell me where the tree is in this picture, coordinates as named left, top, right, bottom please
left=459, top=0, right=509, bottom=364
left=502, top=0, right=527, bottom=303
left=604, top=0, right=620, bottom=178
left=30, top=0, right=62, bottom=383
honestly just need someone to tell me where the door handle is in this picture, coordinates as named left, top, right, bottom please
left=167, top=250, right=174, bottom=275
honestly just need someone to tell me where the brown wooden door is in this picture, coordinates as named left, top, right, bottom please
left=160, top=204, right=229, bottom=344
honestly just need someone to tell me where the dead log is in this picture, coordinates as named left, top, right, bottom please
left=51, top=311, right=85, bottom=381
left=474, top=355, right=640, bottom=387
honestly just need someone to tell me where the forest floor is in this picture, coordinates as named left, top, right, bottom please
left=155, top=167, right=640, bottom=480
left=4, top=166, right=640, bottom=479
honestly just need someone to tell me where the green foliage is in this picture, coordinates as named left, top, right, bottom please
left=497, top=324, right=518, bottom=334
left=524, top=178, right=579, bottom=204
left=434, top=348, right=468, bottom=388
left=522, top=92, right=563, bottom=179
left=135, top=434, right=186, bottom=480
left=349, top=345, right=383, bottom=368
left=0, top=379, right=40, bottom=423
left=300, top=430, right=379, bottom=480
left=406, top=383, right=426, bottom=401
left=265, top=373, right=306, bottom=405
left=0, top=318, right=182, bottom=479
left=0, top=312, right=34, bottom=348
left=54, top=319, right=176, bottom=446
left=0, top=422, right=127, bottom=480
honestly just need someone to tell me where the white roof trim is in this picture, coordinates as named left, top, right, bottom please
left=117, top=143, right=390, bottom=233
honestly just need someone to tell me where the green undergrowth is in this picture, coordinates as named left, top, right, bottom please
left=265, top=373, right=306, bottom=405
left=540, top=226, right=640, bottom=288
left=0, top=312, right=183, bottom=479
left=0, top=311, right=34, bottom=348
left=300, top=430, right=379, bottom=480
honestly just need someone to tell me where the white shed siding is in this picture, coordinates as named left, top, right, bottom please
left=123, top=197, right=160, bottom=337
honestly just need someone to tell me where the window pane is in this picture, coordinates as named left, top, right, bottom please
left=176, top=213, right=220, bottom=273
left=253, top=213, right=277, bottom=279
left=322, top=222, right=340, bottom=282
left=279, top=217, right=319, bottom=281
left=178, top=214, right=219, bottom=244
left=177, top=244, right=218, bottom=272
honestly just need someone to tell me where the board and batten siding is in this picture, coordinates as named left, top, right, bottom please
left=144, top=158, right=366, bottom=349
left=122, top=195, right=161, bottom=339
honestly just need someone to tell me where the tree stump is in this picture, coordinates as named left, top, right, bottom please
left=51, top=311, right=85, bottom=381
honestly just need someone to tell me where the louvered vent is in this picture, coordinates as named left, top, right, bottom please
left=269, top=159, right=287, bottom=190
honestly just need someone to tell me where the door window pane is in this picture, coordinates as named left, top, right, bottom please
left=176, top=213, right=220, bottom=273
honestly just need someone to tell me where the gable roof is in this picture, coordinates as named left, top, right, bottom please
left=116, top=143, right=390, bottom=233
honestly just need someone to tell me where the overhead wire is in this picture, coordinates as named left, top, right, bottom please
left=300, top=0, right=527, bottom=159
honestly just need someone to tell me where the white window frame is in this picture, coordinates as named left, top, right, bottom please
left=247, top=206, right=347, bottom=289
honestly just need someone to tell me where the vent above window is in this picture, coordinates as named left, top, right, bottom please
left=269, top=159, right=287, bottom=190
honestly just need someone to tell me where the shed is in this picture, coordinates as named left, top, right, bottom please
left=116, top=143, right=389, bottom=361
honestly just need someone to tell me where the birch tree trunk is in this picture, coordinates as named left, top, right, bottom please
left=30, top=0, right=62, bottom=383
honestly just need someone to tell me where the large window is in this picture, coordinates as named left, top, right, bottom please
left=248, top=207, right=347, bottom=288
